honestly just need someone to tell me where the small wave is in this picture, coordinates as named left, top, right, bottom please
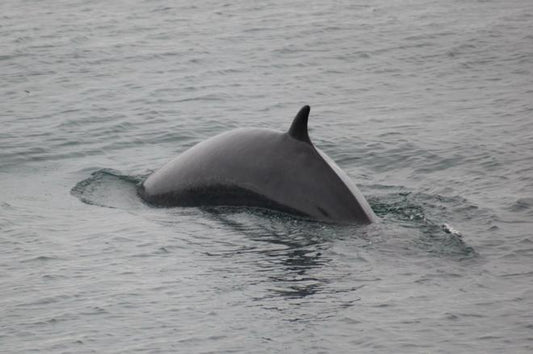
left=20, top=255, right=61, bottom=263
left=508, top=197, right=533, bottom=215
left=369, top=187, right=477, bottom=257
left=71, top=168, right=145, bottom=209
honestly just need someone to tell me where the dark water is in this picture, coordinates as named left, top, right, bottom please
left=2, top=0, right=532, bottom=352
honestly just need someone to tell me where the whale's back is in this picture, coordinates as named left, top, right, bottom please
left=140, top=127, right=375, bottom=223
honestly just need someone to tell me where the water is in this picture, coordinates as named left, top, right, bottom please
left=1, top=0, right=532, bottom=352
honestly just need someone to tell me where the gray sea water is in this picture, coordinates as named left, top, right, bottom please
left=2, top=0, right=533, bottom=353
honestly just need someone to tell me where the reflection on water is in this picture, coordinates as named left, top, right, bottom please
left=204, top=208, right=333, bottom=299
left=268, top=248, right=325, bottom=299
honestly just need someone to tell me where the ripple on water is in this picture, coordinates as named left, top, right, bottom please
left=2, top=0, right=533, bottom=352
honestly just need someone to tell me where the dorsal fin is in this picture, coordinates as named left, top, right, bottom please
left=288, top=105, right=311, bottom=144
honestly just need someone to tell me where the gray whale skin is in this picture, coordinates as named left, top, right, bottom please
left=138, top=106, right=376, bottom=224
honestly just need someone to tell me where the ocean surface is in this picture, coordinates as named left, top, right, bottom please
left=1, top=0, right=532, bottom=352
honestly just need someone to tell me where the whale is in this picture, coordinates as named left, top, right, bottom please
left=138, top=106, right=376, bottom=224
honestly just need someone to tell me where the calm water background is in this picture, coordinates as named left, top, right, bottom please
left=1, top=0, right=532, bottom=352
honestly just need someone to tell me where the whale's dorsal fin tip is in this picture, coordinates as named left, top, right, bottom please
left=288, top=105, right=311, bottom=144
